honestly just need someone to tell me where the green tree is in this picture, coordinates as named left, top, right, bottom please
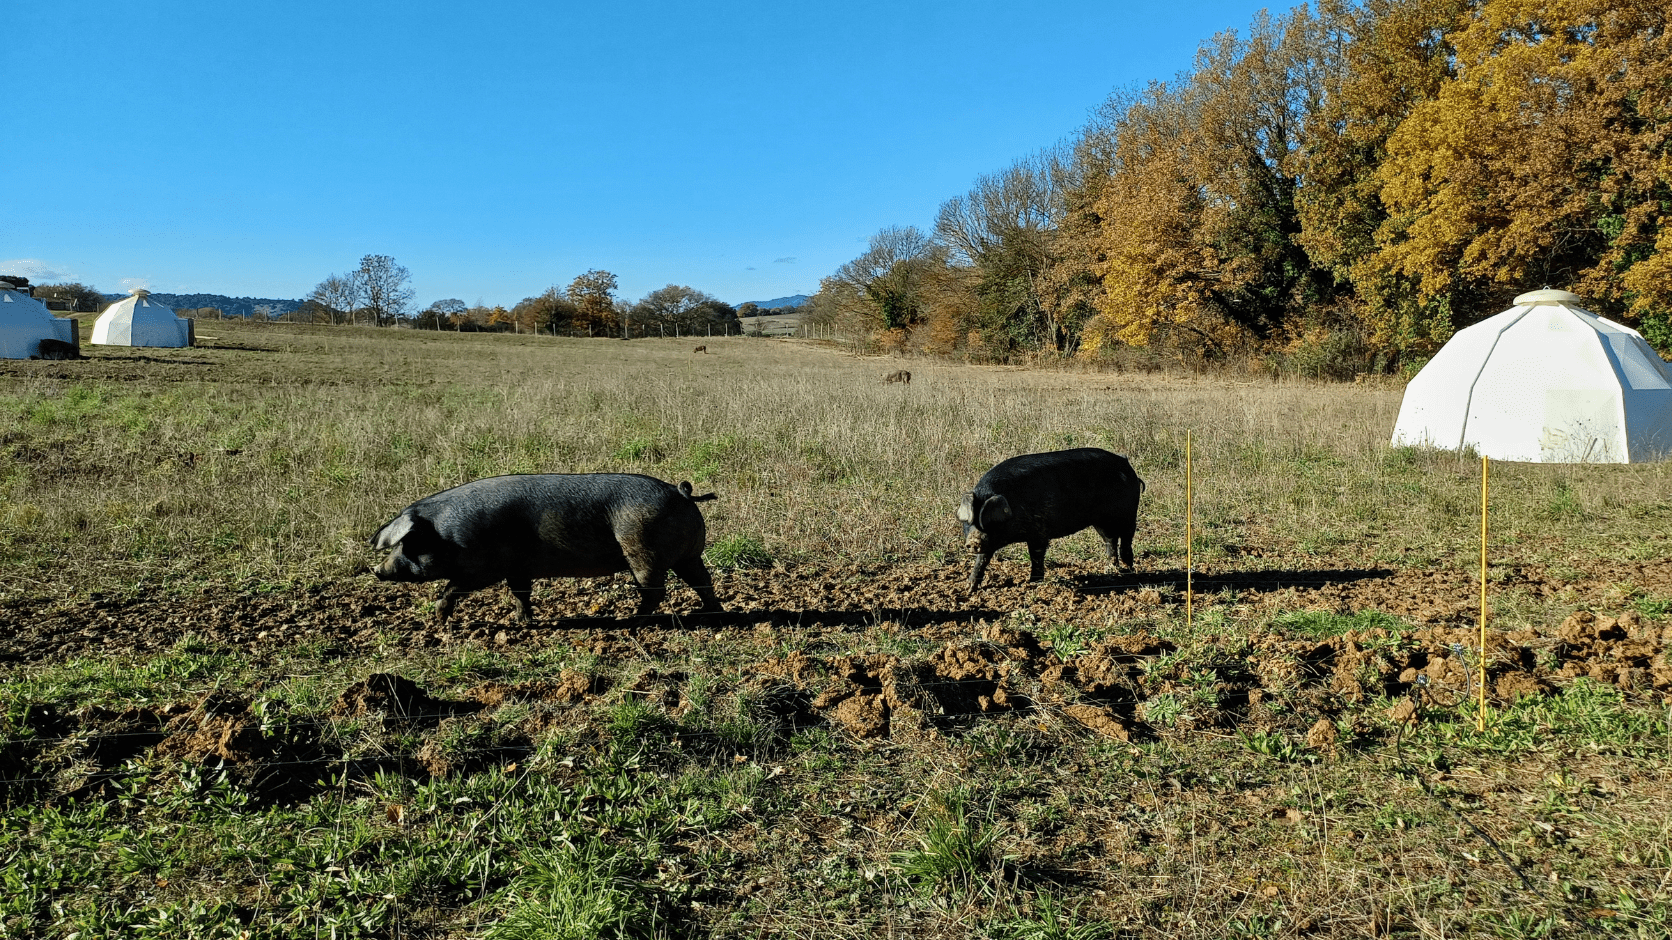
left=1290, top=0, right=1471, bottom=359
left=631, top=285, right=736, bottom=336
left=33, top=282, right=109, bottom=313
left=568, top=270, right=619, bottom=336
left=821, top=226, right=941, bottom=341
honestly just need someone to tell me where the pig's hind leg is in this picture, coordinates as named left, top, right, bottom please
left=506, top=575, right=535, bottom=624
left=1027, top=539, right=1049, bottom=582
left=1092, top=523, right=1135, bottom=571
left=625, top=559, right=669, bottom=616
left=672, top=557, right=724, bottom=613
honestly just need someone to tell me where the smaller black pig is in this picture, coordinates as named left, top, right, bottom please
left=956, top=447, right=1143, bottom=592
left=371, top=474, right=724, bottom=623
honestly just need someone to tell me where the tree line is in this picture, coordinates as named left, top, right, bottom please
left=808, top=0, right=1672, bottom=374
left=296, top=259, right=742, bottom=338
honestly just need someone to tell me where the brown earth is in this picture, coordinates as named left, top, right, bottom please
left=5, top=556, right=1670, bottom=787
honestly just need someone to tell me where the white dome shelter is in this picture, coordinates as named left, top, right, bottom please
left=92, top=289, right=194, bottom=347
left=1392, top=289, right=1672, bottom=463
left=0, top=282, right=79, bottom=359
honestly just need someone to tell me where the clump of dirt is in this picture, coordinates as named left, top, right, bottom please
left=1554, top=610, right=1667, bottom=690
left=799, top=654, right=928, bottom=739
left=156, top=691, right=271, bottom=764
left=741, top=606, right=1668, bottom=740
left=1060, top=703, right=1132, bottom=741
left=332, top=673, right=437, bottom=722
left=467, top=671, right=611, bottom=707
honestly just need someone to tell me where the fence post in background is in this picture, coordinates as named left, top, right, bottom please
left=1186, top=430, right=1194, bottom=633
left=1479, top=455, right=1490, bottom=732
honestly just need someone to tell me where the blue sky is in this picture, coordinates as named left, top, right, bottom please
left=7, top=0, right=1286, bottom=308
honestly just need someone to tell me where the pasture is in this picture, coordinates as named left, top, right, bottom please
left=3, top=321, right=1672, bottom=938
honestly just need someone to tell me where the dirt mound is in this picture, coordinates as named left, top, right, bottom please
left=742, top=610, right=1670, bottom=740
left=156, top=692, right=271, bottom=764
left=332, top=673, right=436, bottom=722
left=1554, top=610, right=1669, bottom=690
left=467, top=671, right=611, bottom=707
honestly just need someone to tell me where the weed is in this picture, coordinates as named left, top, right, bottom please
left=1141, top=693, right=1186, bottom=728
left=607, top=696, right=670, bottom=741
left=1240, top=729, right=1302, bottom=762
left=704, top=534, right=771, bottom=569
left=1270, top=608, right=1407, bottom=638
left=990, top=893, right=1113, bottom=939
left=487, top=838, right=660, bottom=939
left=610, top=436, right=665, bottom=464
left=891, top=794, right=1004, bottom=896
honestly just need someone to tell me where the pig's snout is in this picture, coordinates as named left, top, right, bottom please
left=371, top=552, right=410, bottom=581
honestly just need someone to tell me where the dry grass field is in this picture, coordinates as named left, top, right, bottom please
left=4, top=320, right=1672, bottom=938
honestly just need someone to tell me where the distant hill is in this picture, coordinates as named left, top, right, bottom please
left=740, top=294, right=809, bottom=310
left=102, top=292, right=302, bottom=318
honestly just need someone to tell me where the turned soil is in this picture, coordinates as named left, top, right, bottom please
left=8, top=554, right=1671, bottom=774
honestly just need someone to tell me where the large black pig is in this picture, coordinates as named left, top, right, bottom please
left=956, top=447, right=1144, bottom=592
left=371, top=474, right=724, bottom=623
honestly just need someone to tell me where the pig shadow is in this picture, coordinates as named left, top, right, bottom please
left=546, top=607, right=1012, bottom=631
left=1069, top=566, right=1395, bottom=596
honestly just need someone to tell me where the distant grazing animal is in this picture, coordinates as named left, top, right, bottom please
left=693, top=345, right=707, bottom=353
left=32, top=338, right=80, bottom=361
left=371, top=474, right=724, bottom=624
left=884, top=369, right=911, bottom=385
left=957, top=448, right=1144, bottom=593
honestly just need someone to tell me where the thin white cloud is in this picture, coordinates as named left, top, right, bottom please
left=0, top=259, right=71, bottom=282
left=773, top=257, right=797, bottom=264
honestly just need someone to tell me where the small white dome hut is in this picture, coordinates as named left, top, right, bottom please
left=1391, top=289, right=1672, bottom=463
left=0, top=281, right=79, bottom=359
left=92, top=289, right=194, bottom=347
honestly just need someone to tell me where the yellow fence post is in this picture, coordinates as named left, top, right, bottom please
left=1479, top=455, right=1489, bottom=732
left=1186, top=430, right=1193, bottom=633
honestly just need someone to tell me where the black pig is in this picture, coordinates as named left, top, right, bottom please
left=956, top=448, right=1143, bottom=592
left=371, top=474, right=724, bottom=623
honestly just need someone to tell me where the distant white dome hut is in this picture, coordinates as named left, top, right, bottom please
left=0, top=281, right=79, bottom=359
left=92, top=289, right=194, bottom=347
left=1391, top=289, right=1672, bottom=463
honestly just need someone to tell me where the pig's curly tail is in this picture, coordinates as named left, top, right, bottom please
left=678, top=481, right=719, bottom=502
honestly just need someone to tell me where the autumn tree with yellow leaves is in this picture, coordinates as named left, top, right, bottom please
left=814, top=0, right=1672, bottom=368
left=1370, top=0, right=1672, bottom=347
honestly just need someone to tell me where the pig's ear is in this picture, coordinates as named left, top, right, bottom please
left=372, top=514, right=415, bottom=549
left=956, top=493, right=976, bottom=525
left=980, top=495, right=1012, bottom=529
left=373, top=514, right=437, bottom=550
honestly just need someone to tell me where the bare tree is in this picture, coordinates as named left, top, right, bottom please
left=356, top=254, right=413, bottom=327
left=934, top=149, right=1068, bottom=267
left=308, top=273, right=361, bottom=326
